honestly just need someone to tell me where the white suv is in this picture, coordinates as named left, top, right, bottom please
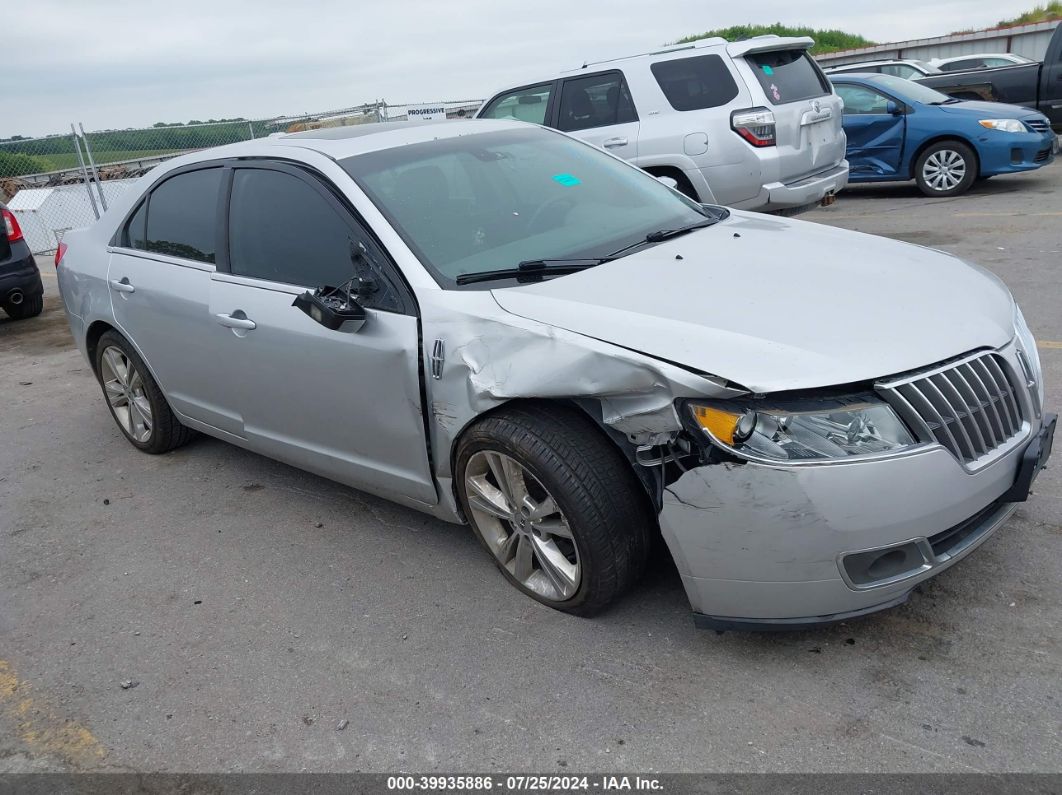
left=477, top=35, right=849, bottom=213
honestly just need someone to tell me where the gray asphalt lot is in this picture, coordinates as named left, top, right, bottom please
left=1, top=167, right=1060, bottom=774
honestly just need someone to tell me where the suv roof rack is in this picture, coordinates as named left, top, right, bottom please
left=575, top=36, right=730, bottom=70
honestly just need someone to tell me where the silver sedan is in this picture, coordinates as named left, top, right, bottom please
left=56, top=119, right=1055, bottom=630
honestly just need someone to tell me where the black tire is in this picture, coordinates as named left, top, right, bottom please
left=914, top=141, right=978, bottom=197
left=94, top=330, right=194, bottom=454
left=3, top=294, right=43, bottom=319
left=455, top=402, right=654, bottom=617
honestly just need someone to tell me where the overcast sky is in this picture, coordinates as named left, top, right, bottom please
left=5, top=0, right=1045, bottom=138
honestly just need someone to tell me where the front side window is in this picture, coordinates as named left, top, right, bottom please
left=145, top=168, right=222, bottom=263
left=650, top=55, right=740, bottom=111
left=342, top=127, right=710, bottom=288
left=557, top=72, right=637, bottom=131
left=746, top=50, right=830, bottom=105
left=479, top=84, right=553, bottom=125
left=836, top=85, right=892, bottom=114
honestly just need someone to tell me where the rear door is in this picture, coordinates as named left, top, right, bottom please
left=834, top=83, right=906, bottom=177
left=732, top=43, right=846, bottom=182
left=107, top=166, right=243, bottom=436
left=554, top=70, right=639, bottom=159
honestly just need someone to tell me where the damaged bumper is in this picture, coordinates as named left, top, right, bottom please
left=659, top=415, right=1049, bottom=630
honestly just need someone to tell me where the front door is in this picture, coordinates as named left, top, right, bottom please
left=209, top=163, right=436, bottom=506
left=835, top=84, right=906, bottom=177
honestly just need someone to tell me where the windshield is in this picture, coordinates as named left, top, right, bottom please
left=340, top=127, right=711, bottom=287
left=865, top=74, right=953, bottom=104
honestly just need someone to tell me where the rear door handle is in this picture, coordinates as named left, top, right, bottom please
left=602, top=137, right=628, bottom=148
left=109, top=278, right=135, bottom=294
left=215, top=312, right=256, bottom=330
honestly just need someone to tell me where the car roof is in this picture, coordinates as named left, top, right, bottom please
left=174, top=118, right=532, bottom=164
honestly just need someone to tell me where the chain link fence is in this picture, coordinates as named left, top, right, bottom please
left=1, top=100, right=482, bottom=254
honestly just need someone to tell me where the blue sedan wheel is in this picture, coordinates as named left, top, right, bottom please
left=915, top=141, right=978, bottom=197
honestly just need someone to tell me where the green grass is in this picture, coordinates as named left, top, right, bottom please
left=35, top=149, right=181, bottom=171
left=999, top=1, right=1062, bottom=26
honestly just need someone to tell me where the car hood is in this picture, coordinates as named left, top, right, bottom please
left=490, top=212, right=1015, bottom=394
left=937, top=100, right=1043, bottom=120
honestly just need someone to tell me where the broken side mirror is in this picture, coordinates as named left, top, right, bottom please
left=293, top=287, right=367, bottom=333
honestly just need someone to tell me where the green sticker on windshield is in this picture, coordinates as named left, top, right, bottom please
left=552, top=173, right=581, bottom=186
left=762, top=65, right=774, bottom=75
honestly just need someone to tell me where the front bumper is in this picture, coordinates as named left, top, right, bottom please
left=980, top=130, right=1057, bottom=174
left=659, top=356, right=1051, bottom=630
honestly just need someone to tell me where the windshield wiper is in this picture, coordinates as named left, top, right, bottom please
left=454, top=257, right=610, bottom=286
left=607, top=217, right=719, bottom=258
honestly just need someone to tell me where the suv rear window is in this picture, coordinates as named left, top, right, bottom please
left=746, top=50, right=829, bottom=105
left=650, top=55, right=739, bottom=111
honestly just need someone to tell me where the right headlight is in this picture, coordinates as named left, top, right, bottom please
left=689, top=397, right=917, bottom=463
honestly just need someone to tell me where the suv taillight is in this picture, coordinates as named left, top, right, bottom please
left=55, top=241, right=68, bottom=268
left=2, top=208, right=23, bottom=242
left=731, top=107, right=777, bottom=147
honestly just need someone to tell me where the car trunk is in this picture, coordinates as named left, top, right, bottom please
left=731, top=42, right=847, bottom=184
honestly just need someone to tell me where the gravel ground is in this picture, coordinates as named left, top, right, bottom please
left=1, top=167, right=1060, bottom=774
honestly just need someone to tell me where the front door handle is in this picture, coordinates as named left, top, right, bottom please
left=602, top=137, right=628, bottom=148
left=109, top=278, right=135, bottom=294
left=215, top=312, right=256, bottom=330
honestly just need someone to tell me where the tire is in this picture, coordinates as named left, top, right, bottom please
left=915, top=141, right=978, bottom=197
left=94, top=331, right=194, bottom=454
left=455, top=402, right=654, bottom=617
left=3, top=294, right=43, bottom=319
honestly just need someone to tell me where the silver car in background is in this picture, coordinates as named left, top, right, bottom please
left=477, top=36, right=849, bottom=214
left=56, top=120, right=1054, bottom=630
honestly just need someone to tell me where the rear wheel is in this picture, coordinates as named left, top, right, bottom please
left=94, top=331, right=194, bottom=454
left=456, top=403, right=653, bottom=616
left=915, top=141, right=977, bottom=197
left=3, top=294, right=43, bottom=319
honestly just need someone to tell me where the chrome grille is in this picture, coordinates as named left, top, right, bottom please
left=877, top=352, right=1025, bottom=465
left=1026, top=118, right=1051, bottom=133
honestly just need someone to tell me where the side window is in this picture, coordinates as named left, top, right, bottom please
left=123, top=200, right=147, bottom=250
left=145, top=168, right=222, bottom=263
left=881, top=64, right=918, bottom=79
left=836, top=85, right=891, bottom=114
left=557, top=72, right=637, bottom=132
left=479, top=84, right=553, bottom=125
left=651, top=55, right=740, bottom=111
left=227, top=168, right=403, bottom=311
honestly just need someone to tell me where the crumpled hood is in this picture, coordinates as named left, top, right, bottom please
left=491, top=212, right=1015, bottom=394
left=938, top=100, right=1043, bottom=120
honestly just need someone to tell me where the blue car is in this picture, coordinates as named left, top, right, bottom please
left=831, top=73, right=1057, bottom=197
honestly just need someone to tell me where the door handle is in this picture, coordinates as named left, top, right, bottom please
left=602, top=137, right=628, bottom=148
left=109, top=278, right=135, bottom=294
left=215, top=312, right=256, bottom=330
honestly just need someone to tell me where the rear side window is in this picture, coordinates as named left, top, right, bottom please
left=123, top=201, right=147, bottom=249
left=557, top=72, right=637, bottom=131
left=746, top=50, right=829, bottom=105
left=145, top=168, right=222, bottom=263
left=651, top=55, right=739, bottom=111
left=480, top=84, right=553, bottom=125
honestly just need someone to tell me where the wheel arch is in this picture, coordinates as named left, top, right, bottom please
left=447, top=397, right=662, bottom=525
left=642, top=165, right=700, bottom=201
left=908, top=134, right=981, bottom=179
left=85, top=319, right=118, bottom=377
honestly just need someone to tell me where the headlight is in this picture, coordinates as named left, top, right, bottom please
left=689, top=398, right=917, bottom=462
left=1014, top=304, right=1045, bottom=409
left=979, top=119, right=1027, bottom=133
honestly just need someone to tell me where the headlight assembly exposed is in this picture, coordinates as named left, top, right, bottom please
left=978, top=119, right=1027, bottom=133
left=690, top=399, right=917, bottom=463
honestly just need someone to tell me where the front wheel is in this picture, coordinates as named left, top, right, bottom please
left=455, top=403, right=653, bottom=616
left=915, top=141, right=978, bottom=197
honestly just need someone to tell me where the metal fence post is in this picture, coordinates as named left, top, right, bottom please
left=79, top=123, right=108, bottom=212
left=70, top=124, right=100, bottom=221
left=247, top=121, right=255, bottom=140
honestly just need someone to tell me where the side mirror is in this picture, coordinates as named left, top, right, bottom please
left=293, top=287, right=366, bottom=333
left=656, top=175, right=679, bottom=190
left=886, top=101, right=903, bottom=115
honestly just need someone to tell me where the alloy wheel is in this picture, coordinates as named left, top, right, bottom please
left=922, top=149, right=967, bottom=192
left=100, top=346, right=153, bottom=443
left=464, top=450, right=580, bottom=602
